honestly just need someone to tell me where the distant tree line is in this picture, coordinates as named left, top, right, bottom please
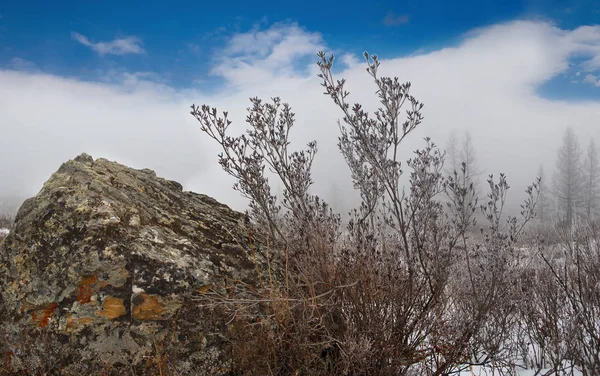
left=443, top=126, right=600, bottom=229
left=537, top=127, right=600, bottom=227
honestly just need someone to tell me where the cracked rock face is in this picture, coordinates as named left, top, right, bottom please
left=0, top=153, right=260, bottom=374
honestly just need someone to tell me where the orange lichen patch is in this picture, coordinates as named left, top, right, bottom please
left=196, top=284, right=213, bottom=295
left=30, top=302, right=58, bottom=328
left=132, top=294, right=166, bottom=320
left=96, top=296, right=126, bottom=319
left=65, top=314, right=95, bottom=330
left=65, top=314, right=77, bottom=329
left=78, top=316, right=95, bottom=325
left=77, top=274, right=99, bottom=304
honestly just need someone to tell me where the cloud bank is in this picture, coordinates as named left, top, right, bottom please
left=2, top=21, right=600, bottom=216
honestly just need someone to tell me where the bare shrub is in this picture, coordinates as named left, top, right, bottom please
left=191, top=51, right=539, bottom=375
left=514, top=261, right=574, bottom=375
left=509, top=218, right=600, bottom=375
left=534, top=222, right=600, bottom=375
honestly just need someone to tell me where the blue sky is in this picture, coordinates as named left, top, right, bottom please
left=1, top=0, right=600, bottom=213
left=2, top=0, right=600, bottom=97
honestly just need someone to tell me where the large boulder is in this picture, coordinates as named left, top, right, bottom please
left=0, top=153, right=263, bottom=374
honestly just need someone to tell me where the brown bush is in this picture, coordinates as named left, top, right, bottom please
left=191, top=51, right=540, bottom=375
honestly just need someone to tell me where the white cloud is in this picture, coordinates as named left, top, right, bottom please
left=339, top=53, right=361, bottom=69
left=583, top=73, right=599, bottom=85
left=211, top=22, right=325, bottom=87
left=562, top=25, right=600, bottom=72
left=71, top=32, right=145, bottom=56
left=2, top=20, right=600, bottom=216
left=9, top=57, right=39, bottom=72
left=100, top=69, right=175, bottom=94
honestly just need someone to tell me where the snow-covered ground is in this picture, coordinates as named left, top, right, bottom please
left=459, top=364, right=582, bottom=375
left=0, top=228, right=9, bottom=237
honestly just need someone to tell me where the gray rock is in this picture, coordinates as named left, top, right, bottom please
left=0, top=153, right=264, bottom=374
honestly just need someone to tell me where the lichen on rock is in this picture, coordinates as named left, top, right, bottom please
left=0, top=153, right=264, bottom=374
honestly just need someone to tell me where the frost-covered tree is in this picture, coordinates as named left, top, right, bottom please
left=536, top=164, right=553, bottom=223
left=553, top=127, right=583, bottom=226
left=445, top=131, right=460, bottom=177
left=445, top=130, right=481, bottom=182
left=582, top=138, right=600, bottom=219
left=461, top=130, right=480, bottom=183
left=444, top=129, right=482, bottom=226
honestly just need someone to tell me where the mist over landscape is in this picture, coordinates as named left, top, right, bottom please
left=3, top=2, right=600, bottom=374
left=2, top=18, right=600, bottom=218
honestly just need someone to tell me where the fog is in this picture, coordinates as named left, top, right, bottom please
left=1, top=20, right=600, bottom=217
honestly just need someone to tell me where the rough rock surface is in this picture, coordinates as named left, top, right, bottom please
left=0, top=153, right=262, bottom=374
